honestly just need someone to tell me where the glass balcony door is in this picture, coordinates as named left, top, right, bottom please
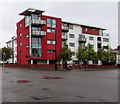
left=31, top=37, right=42, bottom=57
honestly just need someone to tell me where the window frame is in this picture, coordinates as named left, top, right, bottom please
left=89, top=36, right=94, bottom=40
left=69, top=34, right=75, bottom=38
left=69, top=43, right=75, bottom=47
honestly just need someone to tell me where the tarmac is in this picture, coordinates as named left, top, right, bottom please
left=2, top=67, right=118, bottom=102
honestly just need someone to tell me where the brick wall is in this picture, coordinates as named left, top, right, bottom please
left=4, top=64, right=118, bottom=70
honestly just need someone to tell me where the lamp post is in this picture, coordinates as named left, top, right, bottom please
left=55, top=29, right=57, bottom=70
left=3, top=52, right=6, bottom=67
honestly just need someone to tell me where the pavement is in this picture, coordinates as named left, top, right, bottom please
left=2, top=67, right=118, bottom=102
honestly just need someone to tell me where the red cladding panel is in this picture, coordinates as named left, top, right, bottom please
left=17, top=18, right=29, bottom=64
left=82, top=26, right=100, bottom=35
left=17, top=15, right=62, bottom=64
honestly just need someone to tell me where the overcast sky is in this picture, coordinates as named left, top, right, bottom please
left=0, top=2, right=118, bottom=48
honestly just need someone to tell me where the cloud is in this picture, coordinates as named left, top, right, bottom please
left=0, top=2, right=118, bottom=48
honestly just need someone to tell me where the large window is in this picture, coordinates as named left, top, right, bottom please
left=25, top=16, right=31, bottom=27
left=31, top=14, right=40, bottom=19
left=69, top=34, right=75, bottom=38
left=103, top=38, right=109, bottom=42
left=47, top=29, right=56, bottom=33
left=47, top=40, right=56, bottom=44
left=47, top=18, right=56, bottom=28
left=69, top=43, right=75, bottom=47
left=31, top=38, right=42, bottom=57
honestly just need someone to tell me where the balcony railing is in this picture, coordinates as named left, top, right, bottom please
left=62, top=26, right=69, bottom=32
left=31, top=19, right=46, bottom=26
left=62, top=35, right=68, bottom=40
left=78, top=37, right=86, bottom=43
left=97, top=40, right=102, bottom=44
left=32, top=30, right=46, bottom=37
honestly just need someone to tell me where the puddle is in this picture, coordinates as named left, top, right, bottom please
left=17, top=80, right=30, bottom=83
left=27, top=84, right=33, bottom=87
left=4, top=72, right=10, bottom=73
left=75, top=95, right=84, bottom=98
left=31, top=92, right=56, bottom=100
left=43, top=75, right=63, bottom=79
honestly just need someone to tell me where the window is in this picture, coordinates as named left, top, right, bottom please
left=62, top=32, right=65, bottom=35
left=31, top=38, right=41, bottom=48
left=47, top=29, right=56, bottom=33
left=25, top=16, right=30, bottom=27
left=26, top=46, right=29, bottom=48
left=47, top=40, right=56, bottom=44
left=31, top=38, right=42, bottom=57
left=69, top=43, right=75, bottom=47
left=20, top=42, right=22, bottom=46
left=90, top=44, right=94, bottom=48
left=86, top=28, right=88, bottom=32
left=48, top=50, right=56, bottom=53
left=103, top=38, right=109, bottom=42
left=20, top=33, right=22, bottom=37
left=92, top=29, right=96, bottom=31
left=79, top=34, right=85, bottom=38
left=31, top=14, right=39, bottom=19
left=32, top=27, right=41, bottom=31
left=47, top=18, right=56, bottom=28
left=69, top=34, right=75, bottom=38
left=69, top=24, right=73, bottom=29
left=20, top=24, right=22, bottom=27
left=89, top=36, right=94, bottom=40
left=26, top=35, right=29, bottom=37
left=103, top=46, right=109, bottom=49
left=72, top=52, right=75, bottom=56
left=32, top=48, right=41, bottom=57
left=20, top=51, right=22, bottom=55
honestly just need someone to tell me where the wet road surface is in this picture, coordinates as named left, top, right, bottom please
left=2, top=67, right=118, bottom=102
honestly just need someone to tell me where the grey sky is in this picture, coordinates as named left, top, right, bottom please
left=0, top=2, right=118, bottom=48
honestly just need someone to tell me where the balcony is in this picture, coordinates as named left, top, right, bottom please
left=97, top=40, right=102, bottom=44
left=62, top=26, right=69, bottom=32
left=32, top=30, right=46, bottom=37
left=31, top=19, right=46, bottom=26
left=78, top=37, right=86, bottom=43
left=62, top=35, right=68, bottom=40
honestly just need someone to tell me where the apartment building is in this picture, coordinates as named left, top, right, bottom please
left=17, top=8, right=110, bottom=65
left=112, top=46, right=120, bottom=65
left=6, top=36, right=17, bottom=63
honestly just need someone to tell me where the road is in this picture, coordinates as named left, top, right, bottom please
left=2, top=67, right=118, bottom=102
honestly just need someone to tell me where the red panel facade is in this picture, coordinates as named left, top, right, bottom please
left=17, top=19, right=29, bottom=64
left=81, top=26, right=100, bottom=35
left=17, top=15, right=62, bottom=64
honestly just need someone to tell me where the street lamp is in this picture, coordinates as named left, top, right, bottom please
left=55, top=29, right=57, bottom=70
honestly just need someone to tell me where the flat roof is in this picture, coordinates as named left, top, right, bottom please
left=62, top=21, right=106, bottom=30
left=19, top=8, right=45, bottom=16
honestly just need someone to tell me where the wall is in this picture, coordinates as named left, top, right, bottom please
left=81, top=26, right=99, bottom=35
left=4, top=64, right=117, bottom=69
left=67, top=25, right=82, bottom=61
left=17, top=18, right=29, bottom=64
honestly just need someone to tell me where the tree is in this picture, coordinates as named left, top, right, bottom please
left=100, top=49, right=116, bottom=65
left=2, top=47, right=12, bottom=62
left=86, top=44, right=99, bottom=64
left=60, top=42, right=72, bottom=69
left=76, top=47, right=87, bottom=68
left=97, top=47, right=104, bottom=61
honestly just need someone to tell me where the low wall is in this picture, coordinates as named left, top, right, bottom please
left=4, top=64, right=118, bottom=70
